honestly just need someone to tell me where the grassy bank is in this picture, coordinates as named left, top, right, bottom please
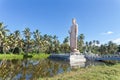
left=0, top=54, right=23, bottom=59
left=0, top=53, right=50, bottom=59
left=41, top=64, right=120, bottom=80
left=32, top=53, right=50, bottom=59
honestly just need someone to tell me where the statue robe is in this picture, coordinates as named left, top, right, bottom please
left=70, top=24, right=78, bottom=51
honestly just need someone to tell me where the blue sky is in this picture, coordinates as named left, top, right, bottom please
left=0, top=0, right=120, bottom=44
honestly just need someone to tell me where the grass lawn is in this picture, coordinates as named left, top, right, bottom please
left=41, top=63, right=120, bottom=80
left=0, top=54, right=23, bottom=59
left=0, top=53, right=50, bottom=59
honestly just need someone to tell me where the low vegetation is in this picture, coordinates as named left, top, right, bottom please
left=0, top=53, right=49, bottom=59
left=41, top=64, right=120, bottom=80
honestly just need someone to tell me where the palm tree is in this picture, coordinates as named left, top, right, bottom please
left=117, top=45, right=120, bottom=52
left=0, top=23, right=9, bottom=38
left=99, top=44, right=104, bottom=54
left=78, top=34, right=85, bottom=53
left=33, top=29, right=41, bottom=53
left=23, top=28, right=32, bottom=54
left=61, top=36, right=70, bottom=53
left=0, top=22, right=9, bottom=53
left=42, top=34, right=53, bottom=53
left=0, top=31, right=3, bottom=44
left=8, top=33, right=15, bottom=53
left=14, top=30, right=21, bottom=40
left=108, top=41, right=118, bottom=54
left=96, top=40, right=100, bottom=46
left=88, top=41, right=92, bottom=53
left=63, top=36, right=69, bottom=44
left=12, top=30, right=23, bottom=54
left=93, top=40, right=96, bottom=46
left=85, top=41, right=89, bottom=52
left=53, top=35, right=60, bottom=53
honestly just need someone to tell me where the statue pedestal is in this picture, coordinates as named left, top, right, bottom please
left=48, top=53, right=86, bottom=68
left=70, top=54, right=86, bottom=63
left=70, top=49, right=86, bottom=63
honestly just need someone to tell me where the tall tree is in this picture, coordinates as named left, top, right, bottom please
left=0, top=23, right=9, bottom=53
left=53, top=35, right=60, bottom=53
left=78, top=34, right=85, bottom=53
left=108, top=41, right=118, bottom=54
left=61, top=36, right=70, bottom=53
left=88, top=41, right=92, bottom=53
left=85, top=41, right=89, bottom=52
left=117, top=45, right=120, bottom=52
left=23, top=28, right=32, bottom=54
left=12, top=30, right=23, bottom=54
left=96, top=40, right=100, bottom=46
left=33, top=29, right=41, bottom=53
left=63, top=36, right=69, bottom=43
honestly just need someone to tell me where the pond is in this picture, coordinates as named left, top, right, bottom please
left=0, top=58, right=105, bottom=80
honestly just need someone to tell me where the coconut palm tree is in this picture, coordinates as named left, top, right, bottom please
left=7, top=33, right=15, bottom=53
left=85, top=41, right=89, bottom=52
left=0, top=31, right=3, bottom=53
left=14, top=30, right=21, bottom=40
left=53, top=35, right=60, bottom=53
left=61, top=36, right=70, bottom=53
left=78, top=34, right=85, bottom=53
left=42, top=34, right=52, bottom=53
left=33, top=29, right=41, bottom=53
left=63, top=36, right=69, bottom=44
left=2, top=37, right=10, bottom=53
left=88, top=41, right=92, bottom=53
left=0, top=23, right=9, bottom=38
left=108, top=41, right=118, bottom=54
left=96, top=40, right=100, bottom=46
left=0, top=22, right=9, bottom=53
left=23, top=28, right=32, bottom=54
left=12, top=30, right=23, bottom=54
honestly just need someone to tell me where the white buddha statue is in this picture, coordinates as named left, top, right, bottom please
left=69, top=18, right=79, bottom=53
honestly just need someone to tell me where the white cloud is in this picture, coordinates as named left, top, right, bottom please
left=107, top=31, right=113, bottom=34
left=112, top=38, right=120, bottom=44
left=101, top=31, right=114, bottom=35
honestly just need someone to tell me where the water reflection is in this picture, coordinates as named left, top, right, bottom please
left=0, top=59, right=70, bottom=80
left=0, top=59, right=105, bottom=80
left=70, top=61, right=85, bottom=68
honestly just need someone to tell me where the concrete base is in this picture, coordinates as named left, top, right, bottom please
left=48, top=53, right=86, bottom=68
left=48, top=53, right=86, bottom=62
left=70, top=54, right=86, bottom=62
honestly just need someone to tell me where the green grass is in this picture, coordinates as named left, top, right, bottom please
left=41, top=64, right=120, bottom=80
left=0, top=54, right=23, bottom=59
left=32, top=53, right=50, bottom=59
left=0, top=53, right=50, bottom=59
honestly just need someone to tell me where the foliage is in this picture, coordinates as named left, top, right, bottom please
left=78, top=34, right=85, bottom=53
left=0, top=22, right=120, bottom=54
left=60, top=36, right=70, bottom=53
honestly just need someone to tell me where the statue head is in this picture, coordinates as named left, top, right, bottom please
left=72, top=18, right=76, bottom=25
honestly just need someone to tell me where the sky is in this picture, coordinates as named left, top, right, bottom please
left=0, top=0, right=120, bottom=44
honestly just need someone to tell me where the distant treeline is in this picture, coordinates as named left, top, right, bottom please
left=0, top=22, right=120, bottom=54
